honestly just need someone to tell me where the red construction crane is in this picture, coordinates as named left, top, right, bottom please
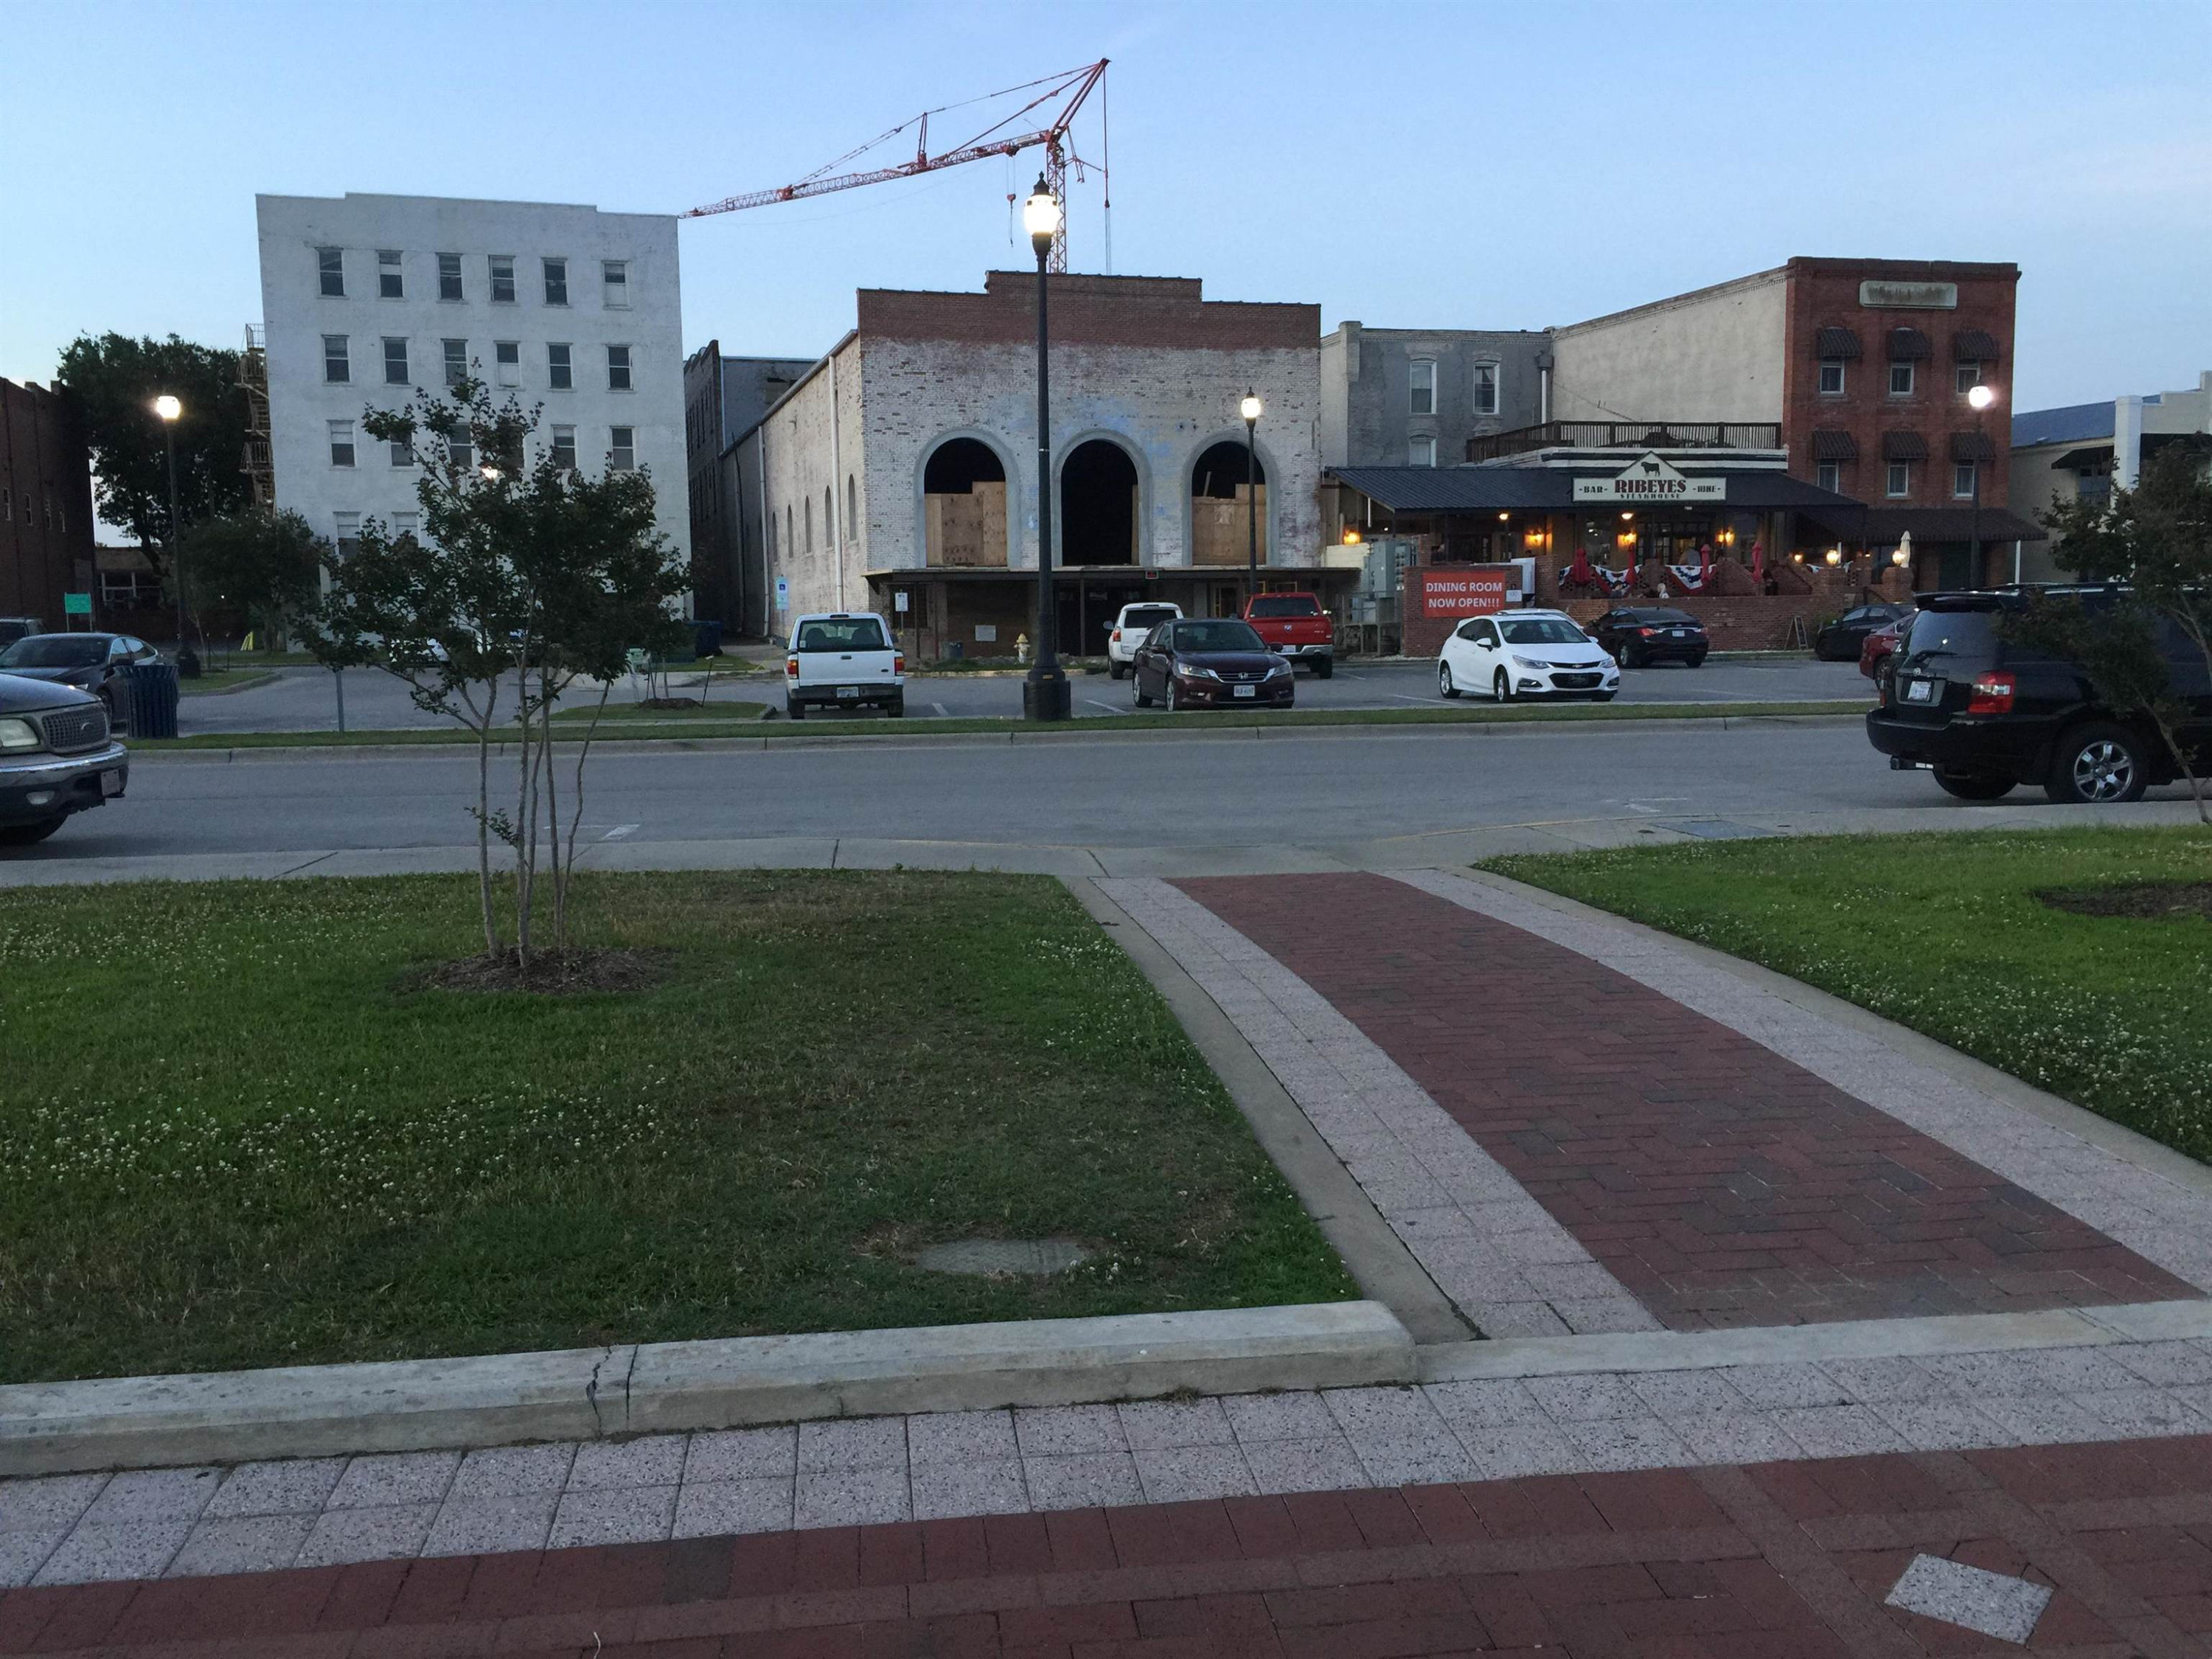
left=684, top=60, right=1110, bottom=274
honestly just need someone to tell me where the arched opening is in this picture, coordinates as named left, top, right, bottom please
left=1191, top=439, right=1267, bottom=568
left=1058, top=439, right=1138, bottom=566
left=922, top=437, right=1006, bottom=568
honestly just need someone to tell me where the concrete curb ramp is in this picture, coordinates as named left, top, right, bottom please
left=0, top=1300, right=1411, bottom=1478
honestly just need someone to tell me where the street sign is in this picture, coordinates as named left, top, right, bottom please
left=893, top=591, right=909, bottom=613
left=773, top=577, right=790, bottom=611
left=61, top=591, right=91, bottom=617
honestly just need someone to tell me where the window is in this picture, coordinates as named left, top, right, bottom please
left=1886, top=462, right=1910, bottom=498
left=442, top=338, right=467, bottom=386
left=1408, top=359, right=1436, bottom=416
left=495, top=341, right=520, bottom=386
left=1472, top=361, right=1499, bottom=416
left=1818, top=359, right=1846, bottom=394
left=327, top=420, right=355, bottom=467
left=606, top=344, right=632, bottom=390
left=1954, top=461, right=1978, bottom=499
left=1888, top=361, right=1914, bottom=396
left=378, top=249, right=403, bottom=299
left=783, top=507, right=792, bottom=559
left=389, top=434, right=414, bottom=467
left=609, top=426, right=635, bottom=470
left=383, top=336, right=409, bottom=386
left=804, top=495, right=813, bottom=552
left=548, top=342, right=572, bottom=389
left=392, top=512, right=420, bottom=540
left=846, top=474, right=857, bottom=535
left=602, top=260, right=629, bottom=307
left=333, top=511, right=361, bottom=556
left=322, top=334, right=350, bottom=383
left=489, top=255, right=515, bottom=304
left=550, top=425, right=577, bottom=470
left=1955, top=361, right=1985, bottom=395
left=1816, top=461, right=1840, bottom=493
left=444, top=422, right=473, bottom=471
left=543, top=257, right=568, bottom=305
left=1408, top=435, right=1436, bottom=467
left=318, top=247, right=344, bottom=296
left=824, top=486, right=833, bottom=546
left=437, top=253, right=463, bottom=302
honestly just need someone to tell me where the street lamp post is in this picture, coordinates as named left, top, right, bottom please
left=1239, top=392, right=1263, bottom=603
left=153, top=394, right=200, bottom=677
left=1966, top=382, right=1997, bottom=585
left=1020, top=176, right=1069, bottom=722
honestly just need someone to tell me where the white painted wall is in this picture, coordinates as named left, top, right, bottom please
left=256, top=193, right=689, bottom=590
left=1550, top=269, right=1788, bottom=424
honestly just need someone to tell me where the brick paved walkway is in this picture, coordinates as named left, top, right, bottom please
left=8, top=1437, right=2212, bottom=1656
left=1175, top=873, right=2197, bottom=1331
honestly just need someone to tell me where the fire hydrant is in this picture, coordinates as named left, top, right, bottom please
left=1015, top=633, right=1030, bottom=664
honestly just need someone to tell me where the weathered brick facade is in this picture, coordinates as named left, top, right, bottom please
left=0, top=378, right=97, bottom=630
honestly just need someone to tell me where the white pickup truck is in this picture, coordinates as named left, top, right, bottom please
left=785, top=612, right=904, bottom=719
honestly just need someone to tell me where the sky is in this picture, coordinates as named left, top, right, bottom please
left=4, top=0, right=2208, bottom=416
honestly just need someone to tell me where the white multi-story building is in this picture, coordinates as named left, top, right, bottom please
left=254, top=192, right=689, bottom=587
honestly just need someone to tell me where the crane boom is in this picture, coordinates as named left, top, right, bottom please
left=684, top=59, right=1107, bottom=274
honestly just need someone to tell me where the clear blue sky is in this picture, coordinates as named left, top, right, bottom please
left=4, top=0, right=2207, bottom=413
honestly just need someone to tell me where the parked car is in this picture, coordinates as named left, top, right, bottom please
left=1859, top=611, right=1914, bottom=696
left=783, top=612, right=903, bottom=719
left=0, top=672, right=128, bottom=846
left=1439, top=609, right=1620, bottom=703
left=0, top=617, right=41, bottom=649
left=1130, top=617, right=1293, bottom=711
left=1866, top=588, right=2212, bottom=802
left=1588, top=607, right=1709, bottom=669
left=1105, top=602, right=1181, bottom=678
left=0, top=633, right=161, bottom=728
left=1240, top=592, right=1335, bottom=677
left=1814, top=602, right=1909, bottom=662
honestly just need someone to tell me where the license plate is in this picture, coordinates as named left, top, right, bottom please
left=100, top=769, right=124, bottom=796
left=1672, top=629, right=1690, bottom=637
left=1905, top=679, right=1935, bottom=703
left=1233, top=684, right=1256, bottom=698
left=835, top=686, right=858, bottom=699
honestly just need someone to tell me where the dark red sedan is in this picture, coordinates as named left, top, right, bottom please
left=1128, top=618, right=1294, bottom=712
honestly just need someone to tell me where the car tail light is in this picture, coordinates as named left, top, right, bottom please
left=1637, top=627, right=1658, bottom=636
left=785, top=655, right=799, bottom=678
left=1110, top=629, right=1121, bottom=644
left=1967, top=671, right=2015, bottom=714
left=894, top=653, right=905, bottom=674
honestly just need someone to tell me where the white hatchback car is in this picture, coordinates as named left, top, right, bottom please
left=1105, top=601, right=1183, bottom=678
left=1438, top=609, right=1620, bottom=703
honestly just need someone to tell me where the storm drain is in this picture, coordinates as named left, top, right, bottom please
left=914, top=1238, right=1093, bottom=1276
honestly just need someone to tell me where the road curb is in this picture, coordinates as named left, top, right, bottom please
left=0, top=1301, right=1413, bottom=1476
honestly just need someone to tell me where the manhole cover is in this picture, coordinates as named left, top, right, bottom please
left=914, top=1237, right=1092, bottom=1276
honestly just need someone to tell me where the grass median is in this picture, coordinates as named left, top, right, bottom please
left=0, top=870, right=1352, bottom=1383
left=1482, top=826, right=2212, bottom=1164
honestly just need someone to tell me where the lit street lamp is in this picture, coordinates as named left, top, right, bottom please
left=1966, top=383, right=1998, bottom=582
left=1239, top=391, right=1263, bottom=602
left=153, top=394, right=200, bottom=678
left=1020, top=177, right=1069, bottom=722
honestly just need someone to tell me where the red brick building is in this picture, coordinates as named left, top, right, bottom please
left=0, top=377, right=97, bottom=631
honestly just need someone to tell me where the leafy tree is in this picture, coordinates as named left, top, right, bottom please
left=306, top=374, right=688, bottom=964
left=54, top=333, right=251, bottom=571
left=181, top=508, right=326, bottom=649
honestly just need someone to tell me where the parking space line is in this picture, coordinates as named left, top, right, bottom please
left=601, top=824, right=640, bottom=840
left=1084, top=698, right=1122, bottom=714
left=931, top=701, right=950, bottom=717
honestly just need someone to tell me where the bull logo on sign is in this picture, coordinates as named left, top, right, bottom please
left=1640, top=459, right=1663, bottom=476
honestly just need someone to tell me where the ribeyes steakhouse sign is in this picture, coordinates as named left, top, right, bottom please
left=1571, top=453, right=1726, bottom=503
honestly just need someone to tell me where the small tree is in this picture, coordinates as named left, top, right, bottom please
left=307, top=375, right=688, bottom=964
left=181, top=508, right=325, bottom=650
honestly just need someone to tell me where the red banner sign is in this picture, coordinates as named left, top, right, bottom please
left=1415, top=568, right=1512, bottom=619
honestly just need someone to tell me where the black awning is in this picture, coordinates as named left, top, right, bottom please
left=1887, top=327, right=1933, bottom=361
left=1814, top=326, right=1862, bottom=360
left=2051, top=445, right=2112, bottom=470
left=1810, top=430, right=1858, bottom=462
left=1952, top=328, right=2001, bottom=361
left=1881, top=430, right=1930, bottom=461
left=1950, top=431, right=1997, bottom=462
left=1805, top=505, right=2047, bottom=543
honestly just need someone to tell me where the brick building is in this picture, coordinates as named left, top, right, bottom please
left=728, top=272, right=1329, bottom=658
left=682, top=344, right=814, bottom=639
left=0, top=378, right=97, bottom=632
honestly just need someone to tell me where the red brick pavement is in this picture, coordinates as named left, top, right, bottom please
left=10, top=1438, right=2212, bottom=1656
left=1176, top=873, right=2195, bottom=1330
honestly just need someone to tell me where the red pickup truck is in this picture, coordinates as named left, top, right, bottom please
left=1241, top=593, right=1335, bottom=677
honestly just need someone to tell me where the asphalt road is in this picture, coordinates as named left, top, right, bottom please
left=26, top=717, right=2200, bottom=869
left=181, top=656, right=1871, bottom=734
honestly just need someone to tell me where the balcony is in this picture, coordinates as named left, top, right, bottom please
left=1466, top=421, right=1784, bottom=463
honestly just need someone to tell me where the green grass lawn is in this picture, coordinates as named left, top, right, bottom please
left=0, top=872, right=1351, bottom=1384
left=1483, top=827, right=2212, bottom=1163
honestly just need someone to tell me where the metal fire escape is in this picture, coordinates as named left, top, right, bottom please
left=239, top=324, right=274, bottom=507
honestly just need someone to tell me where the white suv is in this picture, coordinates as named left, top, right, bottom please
left=785, top=612, right=903, bottom=719
left=1438, top=608, right=1619, bottom=703
left=1105, top=602, right=1182, bottom=679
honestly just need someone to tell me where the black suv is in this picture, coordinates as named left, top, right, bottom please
left=1589, top=607, right=1709, bottom=668
left=1866, top=589, right=2212, bottom=802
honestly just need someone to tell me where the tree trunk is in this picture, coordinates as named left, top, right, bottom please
left=472, top=679, right=501, bottom=958
left=557, top=681, right=612, bottom=949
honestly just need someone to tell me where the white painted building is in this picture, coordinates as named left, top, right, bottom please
left=254, top=192, right=689, bottom=585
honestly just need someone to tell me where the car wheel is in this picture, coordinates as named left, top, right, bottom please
left=1131, top=671, right=1152, bottom=709
left=1107, top=661, right=1124, bottom=680
left=0, top=818, right=65, bottom=847
left=785, top=698, right=804, bottom=720
left=1933, top=769, right=2015, bottom=801
left=1492, top=669, right=1513, bottom=704
left=1439, top=661, right=1459, bottom=700
left=886, top=698, right=905, bottom=719
left=1312, top=657, right=1334, bottom=680
left=2046, top=723, right=2149, bottom=804
left=1622, top=645, right=1647, bottom=669
left=1687, top=652, right=1708, bottom=669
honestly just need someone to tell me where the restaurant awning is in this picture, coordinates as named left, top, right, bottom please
left=1888, top=327, right=1934, bottom=361
left=1324, top=466, right=1863, bottom=514
left=1810, top=430, right=1858, bottom=462
left=1881, top=431, right=1930, bottom=461
left=2051, top=446, right=2112, bottom=470
left=1814, top=326, right=1862, bottom=360
left=1803, top=505, right=2047, bottom=543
